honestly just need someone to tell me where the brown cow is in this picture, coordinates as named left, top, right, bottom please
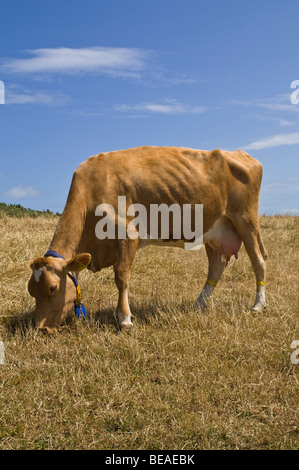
left=28, top=146, right=267, bottom=333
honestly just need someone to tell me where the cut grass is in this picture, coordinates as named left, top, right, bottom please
left=0, top=215, right=298, bottom=449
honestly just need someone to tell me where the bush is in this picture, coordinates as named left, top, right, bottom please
left=0, top=203, right=60, bottom=218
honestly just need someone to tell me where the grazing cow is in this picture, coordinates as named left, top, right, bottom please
left=28, top=146, right=267, bottom=333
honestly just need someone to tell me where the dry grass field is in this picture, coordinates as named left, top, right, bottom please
left=0, top=214, right=298, bottom=450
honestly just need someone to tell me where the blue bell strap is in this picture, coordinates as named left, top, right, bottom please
left=75, top=303, right=87, bottom=318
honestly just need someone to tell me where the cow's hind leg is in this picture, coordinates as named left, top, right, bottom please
left=194, top=244, right=227, bottom=310
left=232, top=217, right=267, bottom=311
left=114, top=238, right=138, bottom=332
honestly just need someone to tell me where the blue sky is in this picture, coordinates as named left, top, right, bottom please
left=0, top=0, right=299, bottom=214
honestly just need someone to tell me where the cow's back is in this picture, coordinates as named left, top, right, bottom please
left=77, top=146, right=262, bottom=226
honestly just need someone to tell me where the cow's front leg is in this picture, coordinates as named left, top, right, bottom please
left=113, top=238, right=138, bottom=332
left=194, top=244, right=227, bottom=310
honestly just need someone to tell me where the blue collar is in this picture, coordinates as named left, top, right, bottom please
left=44, top=250, right=86, bottom=318
left=44, top=250, right=78, bottom=286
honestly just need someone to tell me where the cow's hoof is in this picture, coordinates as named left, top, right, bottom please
left=120, top=321, right=133, bottom=333
left=194, top=301, right=208, bottom=311
left=116, top=312, right=133, bottom=333
left=194, top=295, right=209, bottom=311
left=251, top=292, right=266, bottom=312
left=251, top=303, right=267, bottom=312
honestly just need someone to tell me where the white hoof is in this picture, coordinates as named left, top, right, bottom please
left=251, top=291, right=266, bottom=311
left=116, top=311, right=133, bottom=332
left=120, top=321, right=133, bottom=333
left=194, top=296, right=208, bottom=311
left=194, top=283, right=214, bottom=310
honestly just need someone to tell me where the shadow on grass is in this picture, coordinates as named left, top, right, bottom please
left=91, top=299, right=194, bottom=330
left=2, top=299, right=194, bottom=337
left=2, top=310, right=76, bottom=337
left=2, top=311, right=36, bottom=337
left=89, top=301, right=163, bottom=331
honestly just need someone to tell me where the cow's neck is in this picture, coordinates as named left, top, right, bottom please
left=48, top=198, right=86, bottom=260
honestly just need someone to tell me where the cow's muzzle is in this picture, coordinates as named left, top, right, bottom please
left=37, top=325, right=58, bottom=335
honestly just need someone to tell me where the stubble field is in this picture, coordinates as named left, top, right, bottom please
left=0, top=214, right=298, bottom=450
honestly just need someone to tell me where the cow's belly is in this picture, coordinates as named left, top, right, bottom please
left=138, top=239, right=186, bottom=249
left=138, top=216, right=242, bottom=259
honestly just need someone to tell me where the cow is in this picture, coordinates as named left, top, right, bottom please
left=28, top=146, right=267, bottom=334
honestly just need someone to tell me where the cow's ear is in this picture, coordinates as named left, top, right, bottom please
left=30, top=257, right=47, bottom=270
left=63, top=253, right=91, bottom=273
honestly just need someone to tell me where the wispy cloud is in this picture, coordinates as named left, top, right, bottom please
left=262, top=178, right=299, bottom=192
left=245, top=114, right=297, bottom=127
left=260, top=178, right=299, bottom=215
left=231, top=94, right=299, bottom=113
left=1, top=47, right=150, bottom=77
left=0, top=80, right=4, bottom=104
left=278, top=208, right=299, bottom=215
left=4, top=185, right=41, bottom=199
left=279, top=119, right=296, bottom=127
left=5, top=87, right=69, bottom=105
left=114, top=99, right=209, bottom=116
left=243, top=132, right=299, bottom=150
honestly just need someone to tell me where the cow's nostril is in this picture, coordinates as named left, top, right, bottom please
left=49, top=284, right=57, bottom=295
left=38, top=327, right=49, bottom=335
left=38, top=326, right=57, bottom=335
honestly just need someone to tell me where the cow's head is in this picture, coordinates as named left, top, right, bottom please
left=28, top=253, right=91, bottom=333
